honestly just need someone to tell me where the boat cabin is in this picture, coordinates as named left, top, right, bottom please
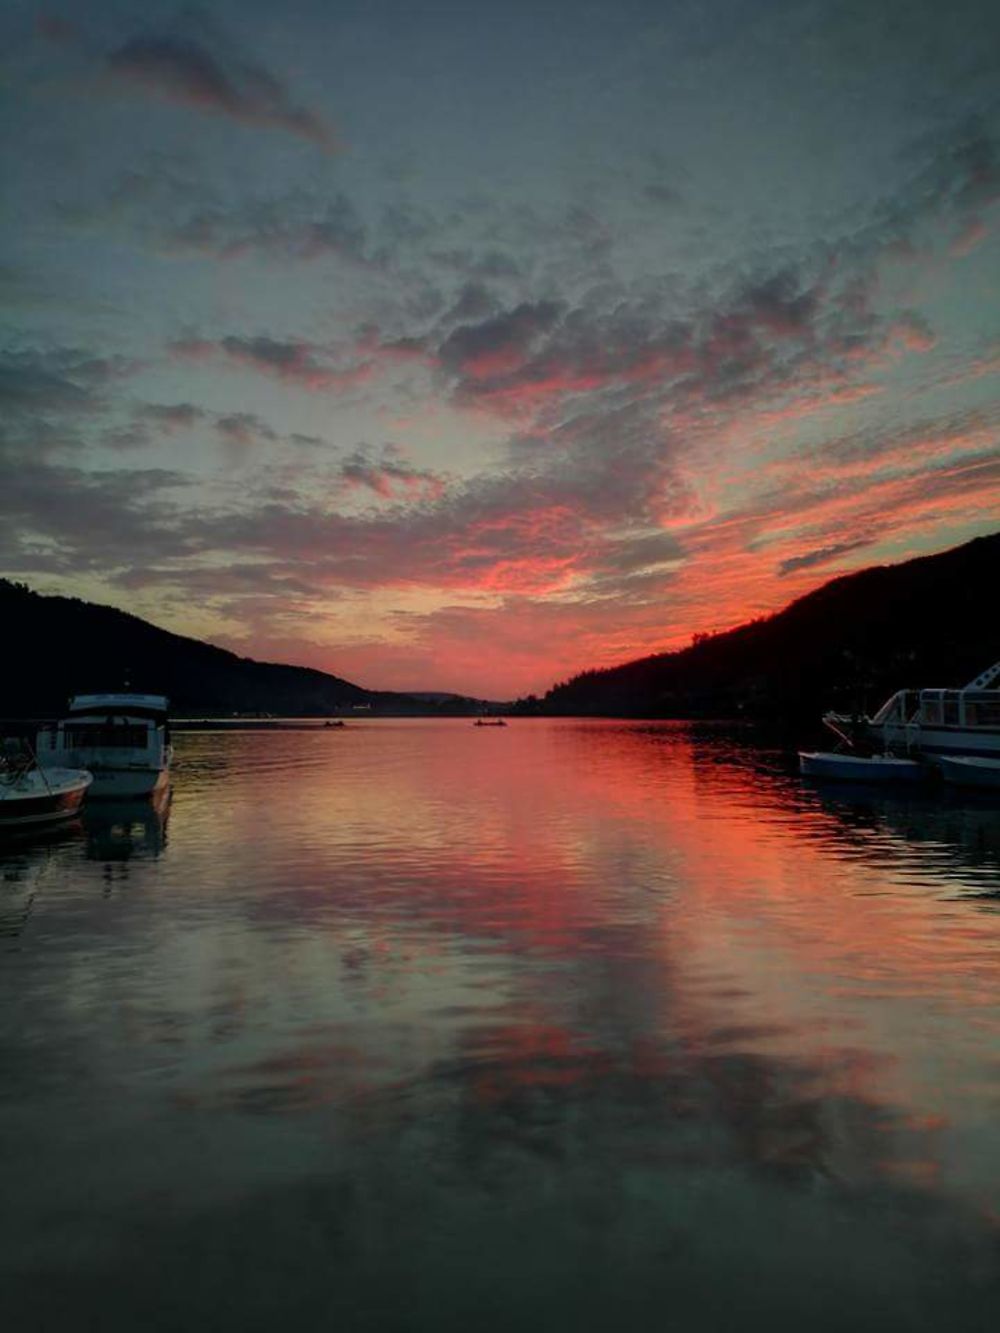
left=37, top=693, right=171, bottom=774
left=872, top=688, right=1000, bottom=729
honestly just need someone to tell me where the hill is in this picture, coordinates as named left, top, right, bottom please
left=540, top=532, right=1000, bottom=730
left=0, top=580, right=386, bottom=717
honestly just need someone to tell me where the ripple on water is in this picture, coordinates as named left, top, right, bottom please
left=2, top=721, right=1000, bottom=1331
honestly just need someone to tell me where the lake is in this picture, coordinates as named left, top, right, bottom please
left=2, top=720, right=999, bottom=1331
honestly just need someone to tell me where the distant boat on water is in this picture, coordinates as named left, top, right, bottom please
left=36, top=693, right=172, bottom=798
left=474, top=718, right=506, bottom=727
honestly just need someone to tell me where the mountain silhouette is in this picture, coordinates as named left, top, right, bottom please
left=540, top=532, right=1000, bottom=729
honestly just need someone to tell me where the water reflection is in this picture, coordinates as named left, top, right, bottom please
left=1, top=722, right=999, bottom=1331
left=82, top=787, right=171, bottom=863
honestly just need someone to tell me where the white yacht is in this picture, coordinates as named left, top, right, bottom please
left=36, top=693, right=172, bottom=798
left=824, top=661, right=1000, bottom=758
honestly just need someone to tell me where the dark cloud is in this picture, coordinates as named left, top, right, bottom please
left=338, top=445, right=446, bottom=501
left=172, top=336, right=373, bottom=392
left=0, top=347, right=133, bottom=413
left=844, top=115, right=1000, bottom=260
left=0, top=348, right=140, bottom=463
left=169, top=192, right=368, bottom=263
left=0, top=460, right=189, bottom=575
left=215, top=413, right=278, bottom=448
left=135, top=401, right=206, bottom=431
left=106, top=32, right=336, bottom=149
left=424, top=259, right=858, bottom=418
left=778, top=539, right=874, bottom=577
left=437, top=300, right=565, bottom=383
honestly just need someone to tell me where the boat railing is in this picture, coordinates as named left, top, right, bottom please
left=0, top=738, right=53, bottom=794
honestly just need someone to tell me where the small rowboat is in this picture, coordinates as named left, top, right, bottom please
left=937, top=755, right=1000, bottom=790
left=798, top=751, right=928, bottom=783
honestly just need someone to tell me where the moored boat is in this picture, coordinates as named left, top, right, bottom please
left=798, top=751, right=928, bottom=783
left=0, top=756, right=93, bottom=830
left=937, top=755, right=1000, bottom=790
left=36, top=693, right=172, bottom=798
left=824, top=660, right=1000, bottom=758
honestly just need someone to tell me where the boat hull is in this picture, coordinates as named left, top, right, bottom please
left=937, top=756, right=1000, bottom=790
left=84, top=767, right=171, bottom=799
left=870, top=722, right=1000, bottom=758
left=799, top=751, right=928, bottom=783
left=0, top=769, right=93, bottom=830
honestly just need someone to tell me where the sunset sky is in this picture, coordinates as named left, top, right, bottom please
left=2, top=0, right=998, bottom=697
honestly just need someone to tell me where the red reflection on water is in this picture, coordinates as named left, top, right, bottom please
left=172, top=724, right=1000, bottom=1207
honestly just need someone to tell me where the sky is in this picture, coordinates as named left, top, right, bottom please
left=2, top=0, right=999, bottom=698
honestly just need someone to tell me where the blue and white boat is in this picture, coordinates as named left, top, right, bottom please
left=937, top=755, right=1000, bottom=790
left=36, top=693, right=172, bottom=798
left=798, top=751, right=928, bottom=783
left=823, top=660, right=1000, bottom=759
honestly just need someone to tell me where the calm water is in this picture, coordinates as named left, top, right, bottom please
left=2, top=720, right=999, bottom=1331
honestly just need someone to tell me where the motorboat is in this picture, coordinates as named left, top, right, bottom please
left=799, top=751, right=929, bottom=783
left=824, top=660, right=1000, bottom=758
left=0, top=752, right=93, bottom=830
left=36, top=693, right=172, bottom=798
left=937, top=755, right=1000, bottom=790
left=474, top=718, right=507, bottom=727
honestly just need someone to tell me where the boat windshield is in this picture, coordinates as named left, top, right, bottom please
left=871, top=690, right=919, bottom=724
left=64, top=723, right=150, bottom=749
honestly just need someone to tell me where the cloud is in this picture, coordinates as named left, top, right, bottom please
left=777, top=539, right=874, bottom=576
left=0, top=459, right=189, bottom=575
left=106, top=32, right=337, bottom=149
left=135, top=401, right=206, bottom=431
left=215, top=412, right=277, bottom=449
left=172, top=336, right=374, bottom=392
left=0, top=347, right=140, bottom=462
left=338, top=445, right=446, bottom=502
left=167, top=192, right=368, bottom=263
left=0, top=346, right=134, bottom=414
left=437, top=300, right=564, bottom=383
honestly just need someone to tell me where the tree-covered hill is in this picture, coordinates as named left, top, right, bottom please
left=541, top=532, right=1000, bottom=729
left=0, top=580, right=378, bottom=716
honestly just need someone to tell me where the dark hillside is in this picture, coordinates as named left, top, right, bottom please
left=0, top=581, right=376, bottom=716
left=542, top=532, right=1000, bottom=728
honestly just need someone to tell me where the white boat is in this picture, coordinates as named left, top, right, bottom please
left=36, top=693, right=172, bottom=798
left=824, top=660, right=1000, bottom=758
left=937, top=755, right=1000, bottom=790
left=0, top=757, right=93, bottom=830
left=798, top=751, right=928, bottom=783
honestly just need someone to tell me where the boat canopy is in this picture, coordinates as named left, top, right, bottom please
left=870, top=686, right=1000, bottom=728
left=67, top=693, right=169, bottom=721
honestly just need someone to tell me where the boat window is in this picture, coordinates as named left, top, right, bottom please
left=943, top=695, right=961, bottom=726
left=921, top=696, right=942, bottom=725
left=64, top=725, right=149, bottom=749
